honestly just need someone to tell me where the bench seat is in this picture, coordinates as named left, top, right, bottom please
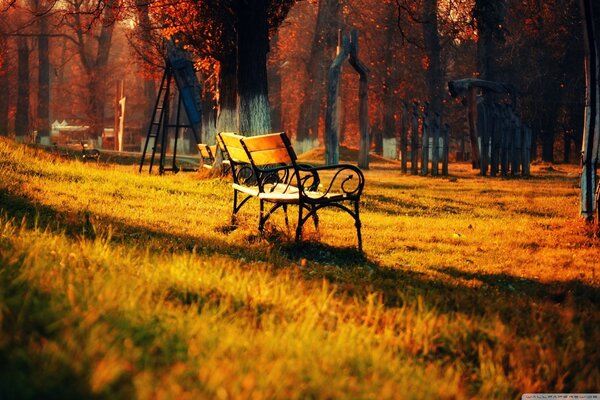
left=219, top=131, right=364, bottom=251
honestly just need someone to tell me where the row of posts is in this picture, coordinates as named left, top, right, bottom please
left=477, top=102, right=532, bottom=176
left=398, top=101, right=449, bottom=176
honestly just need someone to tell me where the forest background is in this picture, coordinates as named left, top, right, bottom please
left=0, top=0, right=587, bottom=165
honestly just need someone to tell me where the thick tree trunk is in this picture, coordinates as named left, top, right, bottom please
left=0, top=39, right=8, bottom=136
left=15, top=37, right=29, bottom=137
left=237, top=0, right=271, bottom=135
left=382, top=3, right=399, bottom=147
left=136, top=0, right=157, bottom=141
left=579, top=0, right=600, bottom=220
left=422, top=0, right=444, bottom=114
left=295, top=0, right=342, bottom=141
left=37, top=15, right=50, bottom=141
left=74, top=1, right=115, bottom=138
left=216, top=55, right=239, bottom=133
left=474, top=0, right=506, bottom=82
left=268, top=33, right=283, bottom=132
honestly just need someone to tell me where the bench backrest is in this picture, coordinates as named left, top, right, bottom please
left=219, top=132, right=250, bottom=164
left=197, top=144, right=215, bottom=164
left=241, top=132, right=296, bottom=167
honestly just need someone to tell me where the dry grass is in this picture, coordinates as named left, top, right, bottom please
left=0, top=138, right=598, bottom=399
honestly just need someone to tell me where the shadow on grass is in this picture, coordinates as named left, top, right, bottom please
left=2, top=184, right=600, bottom=395
left=3, top=187, right=599, bottom=310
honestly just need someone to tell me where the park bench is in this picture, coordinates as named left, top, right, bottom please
left=197, top=143, right=217, bottom=169
left=197, top=137, right=231, bottom=171
left=218, top=131, right=365, bottom=251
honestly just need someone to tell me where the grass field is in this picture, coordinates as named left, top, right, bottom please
left=0, top=138, right=598, bottom=399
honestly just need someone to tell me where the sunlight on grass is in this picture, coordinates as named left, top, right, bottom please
left=0, top=138, right=599, bottom=399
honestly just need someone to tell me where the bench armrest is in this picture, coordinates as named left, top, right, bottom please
left=295, top=164, right=364, bottom=198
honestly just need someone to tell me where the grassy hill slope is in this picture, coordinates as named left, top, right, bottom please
left=0, top=138, right=598, bottom=399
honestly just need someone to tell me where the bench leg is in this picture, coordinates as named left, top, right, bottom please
left=259, top=200, right=265, bottom=234
left=295, top=203, right=304, bottom=242
left=283, top=204, right=289, bottom=228
left=355, top=200, right=362, bottom=252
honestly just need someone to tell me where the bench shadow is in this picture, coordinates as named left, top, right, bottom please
left=3, top=188, right=600, bottom=344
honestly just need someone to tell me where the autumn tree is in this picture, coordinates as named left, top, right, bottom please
left=60, top=0, right=119, bottom=137
left=579, top=0, right=600, bottom=220
left=0, top=14, right=10, bottom=136
left=294, top=0, right=343, bottom=142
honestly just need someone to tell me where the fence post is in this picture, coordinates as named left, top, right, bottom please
left=421, top=103, right=430, bottom=176
left=513, top=114, right=522, bottom=175
left=522, top=125, right=532, bottom=176
left=442, top=123, right=449, bottom=176
left=411, top=101, right=419, bottom=175
left=432, top=112, right=440, bottom=176
left=490, top=104, right=501, bottom=176
left=401, top=101, right=408, bottom=173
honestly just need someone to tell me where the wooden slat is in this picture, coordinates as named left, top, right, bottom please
left=219, top=133, right=250, bottom=163
left=225, top=146, right=250, bottom=163
left=197, top=144, right=211, bottom=159
left=242, top=132, right=286, bottom=151
left=248, top=148, right=292, bottom=165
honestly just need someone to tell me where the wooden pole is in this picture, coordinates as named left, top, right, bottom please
left=421, top=103, right=430, bottom=176
left=478, top=99, right=490, bottom=176
left=522, top=125, right=532, bottom=176
left=401, top=101, right=408, bottom=173
left=325, top=31, right=348, bottom=165
left=513, top=114, right=522, bottom=175
left=442, top=123, right=449, bottom=176
left=349, top=29, right=370, bottom=170
left=490, top=104, right=501, bottom=176
left=432, top=112, right=440, bottom=176
left=114, top=79, right=124, bottom=151
left=467, top=87, right=480, bottom=169
left=411, top=102, right=419, bottom=175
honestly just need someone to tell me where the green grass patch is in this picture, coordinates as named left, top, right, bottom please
left=0, top=138, right=598, bottom=399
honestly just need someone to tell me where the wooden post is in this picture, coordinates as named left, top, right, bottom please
left=421, top=103, right=430, bottom=176
left=325, top=31, right=349, bottom=165
left=411, top=102, right=419, bottom=175
left=513, top=114, right=522, bottom=175
left=114, top=80, right=124, bottom=151
left=490, top=104, right=501, bottom=176
left=467, top=87, right=480, bottom=169
left=478, top=98, right=490, bottom=176
left=432, top=112, right=440, bottom=176
left=349, top=29, right=370, bottom=170
left=522, top=125, right=532, bottom=176
left=442, top=123, right=449, bottom=176
left=401, top=101, right=408, bottom=173
left=498, top=107, right=509, bottom=176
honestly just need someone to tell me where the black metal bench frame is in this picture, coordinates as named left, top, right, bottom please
left=219, top=132, right=364, bottom=251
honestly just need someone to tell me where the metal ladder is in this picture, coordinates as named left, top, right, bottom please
left=139, top=48, right=202, bottom=174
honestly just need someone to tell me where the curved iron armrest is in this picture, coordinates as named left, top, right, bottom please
left=295, top=164, right=365, bottom=199
left=231, top=163, right=257, bottom=186
left=255, top=164, right=320, bottom=193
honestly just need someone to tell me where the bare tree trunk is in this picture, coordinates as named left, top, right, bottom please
left=579, top=0, right=600, bottom=220
left=0, top=37, right=8, bottom=136
left=236, top=0, right=271, bottom=135
left=268, top=32, right=283, bottom=131
left=136, top=0, right=156, bottom=140
left=72, top=1, right=115, bottom=138
left=15, top=37, right=29, bottom=137
left=422, top=0, right=444, bottom=114
left=216, top=54, right=238, bottom=133
left=37, top=14, right=50, bottom=141
left=295, top=0, right=342, bottom=141
left=474, top=0, right=506, bottom=82
left=382, top=3, right=400, bottom=146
